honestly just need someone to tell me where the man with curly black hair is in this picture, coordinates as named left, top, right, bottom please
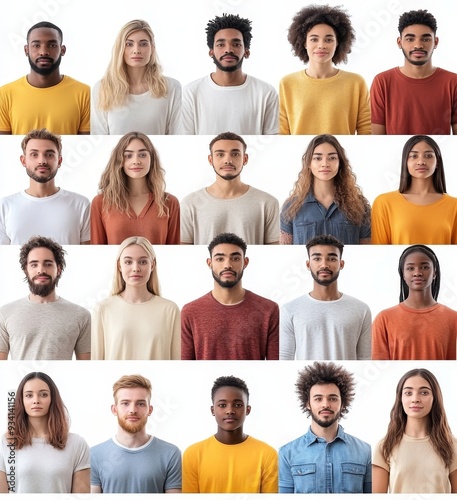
left=371, top=9, right=457, bottom=134
left=279, top=361, right=371, bottom=493
left=182, top=375, right=277, bottom=492
left=279, top=4, right=371, bottom=135
left=182, top=13, right=278, bottom=135
left=0, top=236, right=90, bottom=360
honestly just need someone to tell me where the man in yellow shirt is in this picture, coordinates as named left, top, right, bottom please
left=0, top=21, right=90, bottom=135
left=182, top=375, right=278, bottom=493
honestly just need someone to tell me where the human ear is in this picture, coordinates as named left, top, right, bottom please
left=210, top=405, right=215, bottom=416
left=246, top=405, right=251, bottom=415
left=60, top=44, right=66, bottom=56
left=244, top=49, right=250, bottom=59
left=111, top=404, right=118, bottom=416
left=339, top=259, right=345, bottom=270
left=207, top=257, right=212, bottom=269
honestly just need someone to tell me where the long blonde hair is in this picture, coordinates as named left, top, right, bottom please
left=97, top=19, right=168, bottom=111
left=283, top=135, right=370, bottom=226
left=98, top=132, right=169, bottom=217
left=112, top=236, right=161, bottom=296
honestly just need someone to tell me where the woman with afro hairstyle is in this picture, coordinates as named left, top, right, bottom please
left=372, top=134, right=457, bottom=244
left=280, top=134, right=371, bottom=244
left=90, top=132, right=180, bottom=245
left=91, top=19, right=181, bottom=134
left=373, top=368, right=457, bottom=493
left=279, top=5, right=371, bottom=135
left=0, top=372, right=90, bottom=493
left=372, top=244, right=457, bottom=360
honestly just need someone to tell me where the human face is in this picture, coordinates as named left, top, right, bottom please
left=123, top=30, right=153, bottom=68
left=112, top=387, right=152, bottom=434
left=308, top=383, right=342, bottom=428
left=210, top=28, right=249, bottom=72
left=207, top=243, right=248, bottom=288
left=25, top=27, right=65, bottom=75
left=208, top=139, right=247, bottom=181
left=122, top=139, right=151, bottom=180
left=307, top=245, right=344, bottom=286
left=401, top=375, right=433, bottom=419
left=305, top=24, right=337, bottom=65
left=211, top=386, right=250, bottom=432
left=21, top=138, right=62, bottom=183
left=406, top=141, right=437, bottom=180
left=23, top=378, right=51, bottom=418
left=398, top=24, right=438, bottom=66
left=309, top=142, right=339, bottom=182
left=26, top=247, right=61, bottom=297
left=402, top=251, right=435, bottom=293
left=118, top=244, right=154, bottom=289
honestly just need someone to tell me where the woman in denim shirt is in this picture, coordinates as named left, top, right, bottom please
left=280, top=134, right=371, bottom=244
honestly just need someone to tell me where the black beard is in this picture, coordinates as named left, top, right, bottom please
left=310, top=269, right=339, bottom=286
left=310, top=409, right=341, bottom=428
left=402, top=48, right=429, bottom=66
left=212, top=55, right=244, bottom=72
left=212, top=269, right=243, bottom=288
left=213, top=168, right=242, bottom=181
left=26, top=167, right=58, bottom=183
left=26, top=274, right=58, bottom=297
left=28, top=54, right=62, bottom=75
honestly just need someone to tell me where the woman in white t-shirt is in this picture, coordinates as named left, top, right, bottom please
left=0, top=372, right=90, bottom=493
left=373, top=368, right=457, bottom=493
left=91, top=236, right=180, bottom=360
left=91, top=19, right=181, bottom=134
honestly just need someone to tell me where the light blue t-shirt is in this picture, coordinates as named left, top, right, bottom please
left=90, top=436, right=181, bottom=493
left=279, top=425, right=371, bottom=493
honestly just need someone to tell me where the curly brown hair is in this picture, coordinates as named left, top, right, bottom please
left=287, top=4, right=355, bottom=65
left=282, top=134, right=370, bottom=226
left=296, top=361, right=355, bottom=417
left=19, top=236, right=66, bottom=285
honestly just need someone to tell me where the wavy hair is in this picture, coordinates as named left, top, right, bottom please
left=288, top=4, right=355, bottom=64
left=283, top=134, right=370, bottom=226
left=113, top=374, right=152, bottom=402
left=399, top=135, right=446, bottom=193
left=10, top=372, right=69, bottom=450
left=112, top=236, right=161, bottom=296
left=98, top=132, right=169, bottom=217
left=398, top=244, right=440, bottom=302
left=381, top=368, right=454, bottom=469
left=97, top=19, right=167, bottom=111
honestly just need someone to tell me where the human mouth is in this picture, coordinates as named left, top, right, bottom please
left=37, top=58, right=53, bottom=64
left=410, top=51, right=426, bottom=57
left=221, top=55, right=238, bottom=62
left=224, top=417, right=237, bottom=422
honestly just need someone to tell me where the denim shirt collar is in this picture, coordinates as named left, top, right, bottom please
left=304, top=424, right=347, bottom=447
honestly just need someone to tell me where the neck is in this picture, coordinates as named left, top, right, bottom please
left=400, top=61, right=436, bottom=79
left=309, top=283, right=341, bottom=301
left=405, top=177, right=437, bottom=195
left=215, top=427, right=247, bottom=445
left=26, top=181, right=59, bottom=198
left=306, top=61, right=338, bottom=79
left=212, top=284, right=245, bottom=305
left=310, top=420, right=339, bottom=442
left=127, top=177, right=150, bottom=196
left=403, top=290, right=436, bottom=309
left=404, top=416, right=429, bottom=438
left=29, top=290, right=58, bottom=304
left=119, top=286, right=153, bottom=304
left=116, top=427, right=151, bottom=448
left=207, top=179, right=248, bottom=199
left=211, top=68, right=247, bottom=86
left=29, top=416, right=49, bottom=438
left=27, top=70, right=63, bottom=88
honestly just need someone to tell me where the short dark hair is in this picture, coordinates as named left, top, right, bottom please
left=399, top=135, right=446, bottom=194
left=206, top=13, right=253, bottom=49
left=209, top=132, right=247, bottom=153
left=19, top=236, right=66, bottom=284
left=287, top=4, right=355, bottom=64
left=296, top=361, right=355, bottom=417
left=27, top=21, right=63, bottom=43
left=398, top=244, right=440, bottom=302
left=211, top=375, right=250, bottom=402
left=306, top=234, right=344, bottom=257
left=398, top=10, right=437, bottom=34
left=208, top=232, right=247, bottom=257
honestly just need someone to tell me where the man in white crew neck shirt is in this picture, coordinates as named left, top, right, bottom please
left=280, top=234, right=371, bottom=360
left=0, top=128, right=90, bottom=244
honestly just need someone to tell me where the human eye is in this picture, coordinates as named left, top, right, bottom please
left=124, top=153, right=132, bottom=159
left=329, top=155, right=338, bottom=161
left=40, top=391, right=49, bottom=397
left=232, top=256, right=241, bottom=262
left=235, top=403, right=243, bottom=407
left=232, top=152, right=240, bottom=157
left=124, top=259, right=132, bottom=265
left=139, top=260, right=148, bottom=265
left=139, top=152, right=148, bottom=158
left=125, top=41, right=133, bottom=47
left=218, top=403, right=226, bottom=408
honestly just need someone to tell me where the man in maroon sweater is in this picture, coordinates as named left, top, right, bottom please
left=181, top=232, right=279, bottom=360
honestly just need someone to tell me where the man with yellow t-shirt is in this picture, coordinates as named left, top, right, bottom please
left=0, top=21, right=90, bottom=135
left=182, top=375, right=278, bottom=493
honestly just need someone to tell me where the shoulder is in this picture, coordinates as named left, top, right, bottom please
left=434, top=68, right=457, bottom=80
left=154, top=295, right=180, bottom=312
left=280, top=71, right=303, bottom=84
left=182, top=292, right=212, bottom=311
left=373, top=190, right=399, bottom=204
left=181, top=188, right=206, bottom=204
left=164, top=192, right=180, bottom=206
left=246, top=75, right=276, bottom=92
left=0, top=296, right=30, bottom=313
left=340, top=294, right=370, bottom=309
left=247, top=186, right=278, bottom=203
left=59, top=189, right=90, bottom=205
left=282, top=293, right=309, bottom=311
left=62, top=75, right=90, bottom=91
left=67, top=432, right=89, bottom=447
left=245, top=436, right=277, bottom=454
left=164, top=76, right=182, bottom=90
left=341, top=431, right=371, bottom=451
left=152, top=436, right=180, bottom=453
left=183, top=76, right=207, bottom=92
left=244, top=290, right=278, bottom=309
left=372, top=68, right=397, bottom=81
left=435, top=303, right=457, bottom=316
left=184, top=435, right=213, bottom=454
left=0, top=191, right=22, bottom=205
left=0, top=76, right=26, bottom=91
left=279, top=433, right=307, bottom=453
left=337, top=70, right=367, bottom=84
left=90, top=438, right=112, bottom=454
left=56, top=298, right=90, bottom=317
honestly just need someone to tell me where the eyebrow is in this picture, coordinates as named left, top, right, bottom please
left=404, top=260, right=431, bottom=266
left=124, top=148, right=149, bottom=153
left=119, top=399, right=148, bottom=403
left=309, top=251, right=339, bottom=258
left=126, top=38, right=150, bottom=42
left=215, top=37, right=243, bottom=43
left=216, top=398, right=244, bottom=403
left=213, top=149, right=242, bottom=154
left=312, top=393, right=340, bottom=398
left=403, top=32, right=432, bottom=37
left=212, top=251, right=242, bottom=258
left=30, top=38, right=59, bottom=44
left=28, top=259, right=55, bottom=264
left=409, top=149, right=434, bottom=153
left=28, top=148, right=57, bottom=153
left=308, top=32, right=335, bottom=37
left=403, top=385, right=431, bottom=391
left=122, top=255, right=149, bottom=260
left=313, top=150, right=338, bottom=155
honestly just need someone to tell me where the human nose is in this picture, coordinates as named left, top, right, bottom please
left=225, top=405, right=235, bottom=414
left=37, top=154, right=47, bottom=165
left=413, top=268, right=423, bottom=276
